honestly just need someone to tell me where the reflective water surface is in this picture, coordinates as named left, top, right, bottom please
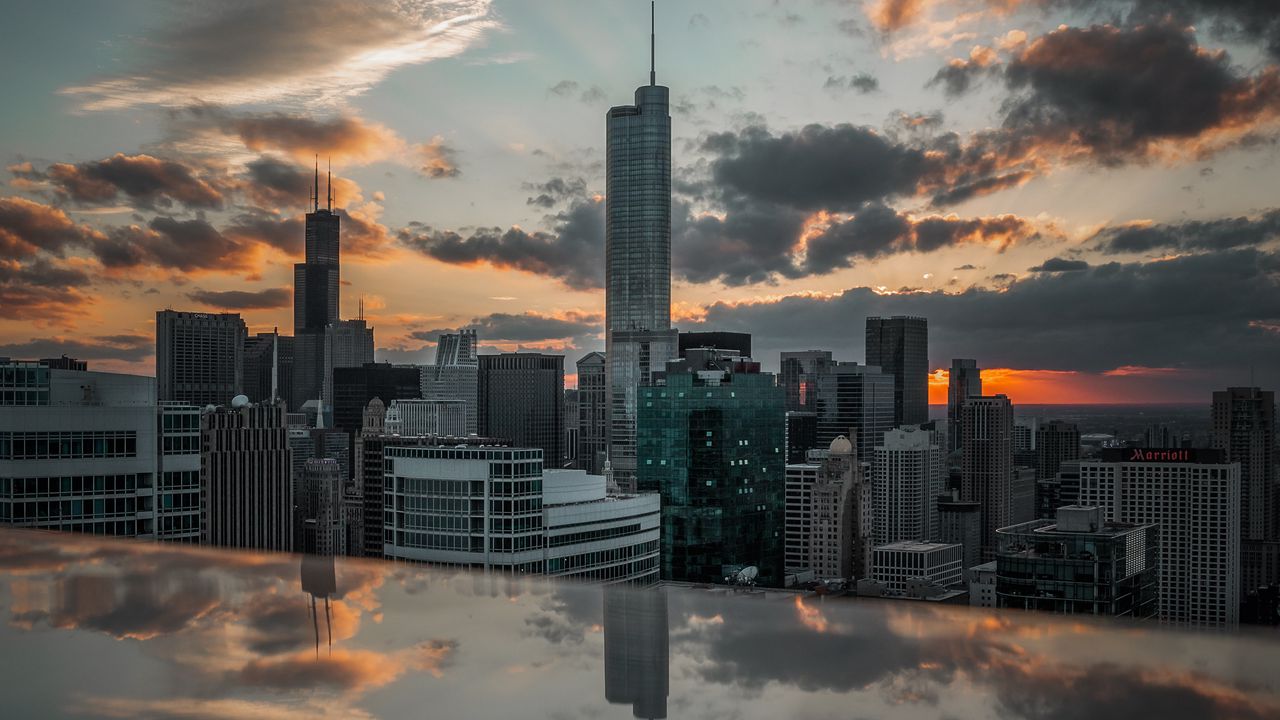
left=0, top=529, right=1277, bottom=719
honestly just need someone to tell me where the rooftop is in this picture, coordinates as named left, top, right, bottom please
left=0, top=529, right=1277, bottom=719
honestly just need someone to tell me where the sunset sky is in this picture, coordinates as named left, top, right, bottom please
left=3, top=0, right=1279, bottom=403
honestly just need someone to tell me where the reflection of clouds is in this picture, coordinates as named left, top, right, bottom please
left=236, top=641, right=456, bottom=692
left=69, top=696, right=376, bottom=720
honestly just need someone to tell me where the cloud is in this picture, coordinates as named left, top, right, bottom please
left=411, top=310, right=602, bottom=345
left=524, top=177, right=588, bottom=208
left=547, top=80, right=606, bottom=105
left=24, top=153, right=225, bottom=210
left=60, top=0, right=498, bottom=110
left=0, top=334, right=153, bottom=364
left=1028, top=257, right=1089, bottom=272
left=93, top=216, right=251, bottom=272
left=684, top=248, right=1280, bottom=379
left=0, top=258, right=96, bottom=327
left=866, top=0, right=929, bottom=33
left=0, top=196, right=104, bottom=257
left=824, top=74, right=880, bottom=94
left=399, top=197, right=605, bottom=290
left=188, top=287, right=292, bottom=310
left=1093, top=209, right=1280, bottom=254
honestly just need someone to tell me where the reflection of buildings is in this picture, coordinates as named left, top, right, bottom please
left=300, top=553, right=337, bottom=656
left=604, top=585, right=668, bottom=719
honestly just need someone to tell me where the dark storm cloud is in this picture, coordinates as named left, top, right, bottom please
left=188, top=287, right=292, bottom=310
left=399, top=198, right=604, bottom=290
left=688, top=249, right=1280, bottom=374
left=93, top=216, right=248, bottom=272
left=411, top=311, right=602, bottom=345
left=702, top=124, right=935, bottom=212
left=29, top=153, right=225, bottom=210
left=1128, top=0, right=1280, bottom=60
left=675, top=200, right=1040, bottom=287
left=1093, top=209, right=1280, bottom=254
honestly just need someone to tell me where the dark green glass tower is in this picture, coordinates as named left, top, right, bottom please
left=636, top=367, right=785, bottom=586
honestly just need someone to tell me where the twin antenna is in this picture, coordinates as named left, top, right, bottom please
left=311, top=155, right=332, bottom=213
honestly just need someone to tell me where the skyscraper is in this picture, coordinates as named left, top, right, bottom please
left=322, top=318, right=375, bottom=405
left=960, top=394, right=1014, bottom=562
left=156, top=310, right=246, bottom=406
left=814, top=362, right=895, bottom=462
left=780, top=350, right=835, bottom=413
left=297, top=458, right=344, bottom=556
left=1211, top=387, right=1279, bottom=592
left=873, top=426, right=945, bottom=546
left=478, top=353, right=564, bottom=466
left=293, top=163, right=341, bottom=410
left=865, top=316, right=929, bottom=427
left=243, top=331, right=293, bottom=405
left=784, top=436, right=871, bottom=581
left=200, top=399, right=293, bottom=551
left=575, top=352, right=607, bottom=474
left=384, top=399, right=468, bottom=437
left=605, top=3, right=677, bottom=493
left=947, top=359, right=981, bottom=454
left=1035, top=420, right=1080, bottom=517
left=421, top=329, right=479, bottom=435
left=1079, top=448, right=1240, bottom=628
left=636, top=353, right=785, bottom=586
left=332, top=362, right=421, bottom=461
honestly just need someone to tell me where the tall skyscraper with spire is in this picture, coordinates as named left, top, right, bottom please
left=605, top=1, right=676, bottom=493
left=292, top=160, right=341, bottom=411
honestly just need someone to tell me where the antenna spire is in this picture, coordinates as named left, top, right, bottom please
left=649, top=1, right=656, bottom=86
left=326, top=156, right=332, bottom=211
left=313, top=155, right=319, bottom=213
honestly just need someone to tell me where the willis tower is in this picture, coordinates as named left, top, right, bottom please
left=605, top=1, right=676, bottom=493
left=292, top=161, right=340, bottom=411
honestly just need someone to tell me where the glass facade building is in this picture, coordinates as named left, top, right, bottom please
left=605, top=61, right=676, bottom=494
left=996, top=506, right=1158, bottom=619
left=865, top=316, right=929, bottom=427
left=636, top=368, right=786, bottom=586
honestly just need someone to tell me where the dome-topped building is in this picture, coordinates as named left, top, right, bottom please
left=830, top=435, right=854, bottom=456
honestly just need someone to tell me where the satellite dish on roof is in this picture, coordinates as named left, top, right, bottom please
left=231, top=394, right=250, bottom=408
left=727, top=566, right=759, bottom=586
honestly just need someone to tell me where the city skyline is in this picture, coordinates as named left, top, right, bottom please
left=4, top=1, right=1280, bottom=403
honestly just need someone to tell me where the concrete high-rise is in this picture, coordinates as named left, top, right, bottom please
left=200, top=399, right=293, bottom=551
left=384, top=399, right=468, bottom=437
left=478, top=353, right=564, bottom=466
left=292, top=164, right=341, bottom=410
left=937, top=489, right=982, bottom=573
left=636, top=352, right=785, bottom=586
left=1078, top=448, right=1240, bottom=628
left=865, top=316, right=928, bottom=427
left=873, top=426, right=944, bottom=546
left=1035, top=420, right=1080, bottom=518
left=947, top=359, right=981, bottom=454
left=960, top=395, right=1014, bottom=562
left=784, top=436, right=871, bottom=581
left=297, top=457, right=345, bottom=556
left=1211, top=387, right=1279, bottom=592
left=575, top=352, right=607, bottom=475
left=605, top=4, right=677, bottom=493
left=420, top=329, right=479, bottom=435
left=156, top=310, right=246, bottom=406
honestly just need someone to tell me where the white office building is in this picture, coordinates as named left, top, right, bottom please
left=784, top=436, right=871, bottom=581
left=383, top=446, right=660, bottom=584
left=871, top=540, right=964, bottom=594
left=1078, top=449, right=1241, bottom=629
left=385, top=399, right=468, bottom=437
left=873, top=426, right=944, bottom=547
left=1, top=361, right=200, bottom=540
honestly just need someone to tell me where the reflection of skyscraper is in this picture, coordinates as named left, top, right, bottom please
left=605, top=2, right=677, bottom=493
left=300, top=553, right=337, bottom=656
left=604, top=585, right=668, bottom=719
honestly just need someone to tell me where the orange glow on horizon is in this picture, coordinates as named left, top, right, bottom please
left=928, top=366, right=1197, bottom=405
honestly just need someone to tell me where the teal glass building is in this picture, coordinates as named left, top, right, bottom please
left=636, top=367, right=785, bottom=586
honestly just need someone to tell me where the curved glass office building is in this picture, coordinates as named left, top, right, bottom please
left=605, top=12, right=677, bottom=494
